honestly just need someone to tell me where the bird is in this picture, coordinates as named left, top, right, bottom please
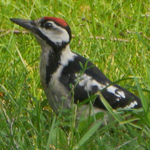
left=10, top=17, right=142, bottom=117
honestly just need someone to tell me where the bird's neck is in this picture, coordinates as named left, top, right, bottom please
left=40, top=43, right=75, bottom=88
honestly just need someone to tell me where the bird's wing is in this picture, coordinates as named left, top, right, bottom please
left=101, top=84, right=142, bottom=109
left=60, top=53, right=142, bottom=109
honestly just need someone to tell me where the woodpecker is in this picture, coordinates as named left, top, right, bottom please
left=10, top=17, right=142, bottom=116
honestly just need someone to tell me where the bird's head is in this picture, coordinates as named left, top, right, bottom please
left=10, top=17, right=71, bottom=51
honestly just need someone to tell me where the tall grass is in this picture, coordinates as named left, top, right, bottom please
left=0, top=0, right=150, bottom=149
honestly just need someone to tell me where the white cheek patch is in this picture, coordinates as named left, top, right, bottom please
left=39, top=22, right=69, bottom=45
left=123, top=101, right=138, bottom=109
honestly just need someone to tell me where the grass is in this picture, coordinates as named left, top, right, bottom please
left=0, top=0, right=150, bottom=149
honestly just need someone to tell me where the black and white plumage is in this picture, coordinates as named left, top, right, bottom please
left=10, top=17, right=142, bottom=116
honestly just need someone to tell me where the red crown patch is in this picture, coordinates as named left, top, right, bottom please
left=44, top=17, right=68, bottom=27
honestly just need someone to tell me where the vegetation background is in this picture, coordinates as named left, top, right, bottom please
left=0, top=0, right=150, bottom=149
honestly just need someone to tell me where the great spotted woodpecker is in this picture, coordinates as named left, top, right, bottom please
left=10, top=17, right=142, bottom=117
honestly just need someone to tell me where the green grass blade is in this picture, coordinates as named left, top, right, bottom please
left=46, top=116, right=56, bottom=150
left=73, top=120, right=103, bottom=150
left=100, top=92, right=123, bottom=123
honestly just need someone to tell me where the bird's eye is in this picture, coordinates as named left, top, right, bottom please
left=44, top=22, right=53, bottom=29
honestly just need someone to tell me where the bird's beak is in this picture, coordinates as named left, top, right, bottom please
left=10, top=18, right=36, bottom=31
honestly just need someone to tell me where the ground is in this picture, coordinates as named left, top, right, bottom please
left=0, top=0, right=150, bottom=149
